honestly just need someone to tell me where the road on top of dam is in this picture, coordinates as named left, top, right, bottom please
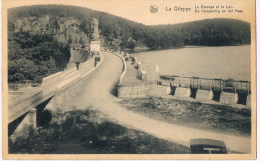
left=67, top=52, right=251, bottom=154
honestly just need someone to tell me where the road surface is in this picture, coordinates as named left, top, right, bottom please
left=67, top=52, right=251, bottom=154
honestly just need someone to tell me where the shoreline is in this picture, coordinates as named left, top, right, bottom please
left=124, top=44, right=251, bottom=54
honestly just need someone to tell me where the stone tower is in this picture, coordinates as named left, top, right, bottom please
left=91, top=18, right=100, bottom=41
left=90, top=18, right=101, bottom=54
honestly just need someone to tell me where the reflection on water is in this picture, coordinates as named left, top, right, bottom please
left=135, top=46, right=251, bottom=81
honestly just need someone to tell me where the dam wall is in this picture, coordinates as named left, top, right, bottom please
left=196, top=89, right=212, bottom=101
left=111, top=51, right=252, bottom=107
left=246, top=95, right=251, bottom=107
left=45, top=54, right=104, bottom=110
left=147, top=85, right=168, bottom=97
left=157, top=75, right=251, bottom=107
left=114, top=50, right=151, bottom=98
left=174, top=87, right=191, bottom=98
left=117, top=84, right=150, bottom=98
left=155, top=84, right=251, bottom=107
left=9, top=54, right=104, bottom=137
left=219, top=92, right=238, bottom=104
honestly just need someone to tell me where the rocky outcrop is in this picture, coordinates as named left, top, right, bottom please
left=15, top=15, right=54, bottom=34
left=13, top=15, right=93, bottom=71
left=14, top=15, right=90, bottom=48
left=90, top=18, right=99, bottom=41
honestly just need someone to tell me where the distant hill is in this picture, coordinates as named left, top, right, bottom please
left=151, top=19, right=250, bottom=47
left=8, top=5, right=251, bottom=83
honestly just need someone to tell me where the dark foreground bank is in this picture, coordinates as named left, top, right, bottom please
left=9, top=107, right=189, bottom=154
left=118, top=97, right=251, bottom=136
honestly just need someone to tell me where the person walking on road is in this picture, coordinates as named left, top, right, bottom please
left=76, top=62, right=80, bottom=70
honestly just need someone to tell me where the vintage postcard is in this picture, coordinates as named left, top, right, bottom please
left=2, top=0, right=256, bottom=160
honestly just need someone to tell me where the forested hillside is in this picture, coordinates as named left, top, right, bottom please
left=8, top=5, right=251, bottom=83
left=152, top=19, right=251, bottom=47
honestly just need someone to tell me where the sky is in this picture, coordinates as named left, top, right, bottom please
left=4, top=0, right=255, bottom=25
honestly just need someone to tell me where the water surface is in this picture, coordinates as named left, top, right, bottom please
left=135, top=46, right=251, bottom=81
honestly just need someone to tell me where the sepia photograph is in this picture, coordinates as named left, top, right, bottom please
left=2, top=0, right=256, bottom=160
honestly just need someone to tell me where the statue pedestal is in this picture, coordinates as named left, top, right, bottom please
left=90, top=41, right=101, bottom=54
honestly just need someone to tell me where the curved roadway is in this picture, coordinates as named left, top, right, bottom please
left=67, top=52, right=251, bottom=154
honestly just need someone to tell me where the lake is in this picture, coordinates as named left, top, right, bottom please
left=134, top=46, right=251, bottom=81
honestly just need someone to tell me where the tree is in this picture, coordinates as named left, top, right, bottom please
left=128, top=39, right=136, bottom=49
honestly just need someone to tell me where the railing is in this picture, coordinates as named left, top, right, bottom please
left=159, top=75, right=251, bottom=94
left=8, top=83, right=41, bottom=91
left=109, top=50, right=126, bottom=84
